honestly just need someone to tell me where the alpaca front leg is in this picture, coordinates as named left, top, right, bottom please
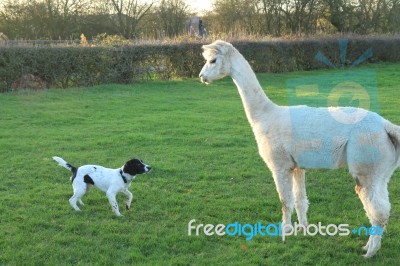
left=293, top=168, right=309, bottom=227
left=272, top=169, right=294, bottom=234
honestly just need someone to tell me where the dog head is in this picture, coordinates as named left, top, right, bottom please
left=122, top=158, right=151, bottom=176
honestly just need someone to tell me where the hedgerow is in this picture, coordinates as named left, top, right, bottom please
left=1, top=36, right=400, bottom=92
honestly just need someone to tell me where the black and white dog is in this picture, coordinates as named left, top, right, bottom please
left=53, top=156, right=151, bottom=216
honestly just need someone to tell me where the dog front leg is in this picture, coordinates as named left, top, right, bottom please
left=106, top=190, right=122, bottom=216
left=122, top=189, right=133, bottom=210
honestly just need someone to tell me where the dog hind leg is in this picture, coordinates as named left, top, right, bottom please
left=70, top=183, right=86, bottom=211
left=78, top=184, right=92, bottom=205
left=70, top=193, right=85, bottom=211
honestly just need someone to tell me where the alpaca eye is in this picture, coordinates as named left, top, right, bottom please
left=210, top=59, right=217, bottom=64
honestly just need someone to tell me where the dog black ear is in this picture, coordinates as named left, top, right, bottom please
left=123, top=160, right=135, bottom=175
left=123, top=158, right=144, bottom=176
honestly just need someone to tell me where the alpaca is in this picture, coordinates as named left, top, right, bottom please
left=199, top=40, right=400, bottom=258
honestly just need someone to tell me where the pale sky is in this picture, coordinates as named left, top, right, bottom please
left=187, top=0, right=213, bottom=12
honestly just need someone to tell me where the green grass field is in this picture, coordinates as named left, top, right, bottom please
left=1, top=63, right=400, bottom=265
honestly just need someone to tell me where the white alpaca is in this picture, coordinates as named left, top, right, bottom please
left=199, top=40, right=400, bottom=258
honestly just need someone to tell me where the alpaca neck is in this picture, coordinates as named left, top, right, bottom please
left=230, top=51, right=276, bottom=125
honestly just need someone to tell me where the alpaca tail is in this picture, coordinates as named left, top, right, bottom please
left=52, top=156, right=77, bottom=175
left=384, top=121, right=400, bottom=166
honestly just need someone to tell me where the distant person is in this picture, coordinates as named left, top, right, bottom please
left=199, top=20, right=204, bottom=37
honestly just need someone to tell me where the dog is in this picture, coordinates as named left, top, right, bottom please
left=53, top=156, right=151, bottom=216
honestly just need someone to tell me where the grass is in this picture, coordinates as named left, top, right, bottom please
left=1, top=63, right=400, bottom=265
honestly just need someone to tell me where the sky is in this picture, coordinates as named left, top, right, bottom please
left=187, top=0, right=213, bottom=13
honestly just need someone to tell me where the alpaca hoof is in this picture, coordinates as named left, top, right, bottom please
left=363, top=235, right=371, bottom=251
left=297, top=223, right=308, bottom=232
left=363, top=252, right=376, bottom=258
left=282, top=224, right=293, bottom=234
left=363, top=236, right=381, bottom=258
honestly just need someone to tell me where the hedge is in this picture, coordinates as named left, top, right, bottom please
left=1, top=36, right=400, bottom=92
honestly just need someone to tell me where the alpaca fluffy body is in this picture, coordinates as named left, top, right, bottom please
left=199, top=40, right=400, bottom=258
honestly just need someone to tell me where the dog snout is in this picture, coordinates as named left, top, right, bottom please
left=145, top=165, right=152, bottom=172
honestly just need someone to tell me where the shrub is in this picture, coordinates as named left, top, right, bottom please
left=1, top=36, right=400, bottom=92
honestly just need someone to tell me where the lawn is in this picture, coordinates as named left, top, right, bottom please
left=1, top=63, right=400, bottom=265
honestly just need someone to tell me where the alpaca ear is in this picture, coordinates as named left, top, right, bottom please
left=202, top=41, right=233, bottom=56
left=202, top=44, right=218, bottom=53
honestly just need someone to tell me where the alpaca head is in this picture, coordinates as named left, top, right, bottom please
left=199, top=40, right=234, bottom=84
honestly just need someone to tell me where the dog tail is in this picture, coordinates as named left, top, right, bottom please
left=52, top=156, right=77, bottom=175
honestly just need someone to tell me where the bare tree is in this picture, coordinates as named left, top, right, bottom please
left=211, top=0, right=262, bottom=35
left=156, top=0, right=190, bottom=37
left=261, top=0, right=283, bottom=36
left=107, top=0, right=154, bottom=38
left=44, top=0, right=93, bottom=38
left=0, top=0, right=94, bottom=39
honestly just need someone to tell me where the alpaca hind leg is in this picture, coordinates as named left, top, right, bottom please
left=355, top=178, right=390, bottom=258
left=293, top=168, right=309, bottom=227
left=272, top=169, right=294, bottom=233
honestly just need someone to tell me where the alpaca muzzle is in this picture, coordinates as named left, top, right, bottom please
left=199, top=74, right=211, bottom=84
